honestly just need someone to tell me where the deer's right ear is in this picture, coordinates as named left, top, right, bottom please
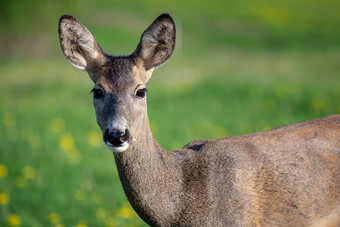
left=58, top=15, right=105, bottom=72
left=133, top=14, right=176, bottom=71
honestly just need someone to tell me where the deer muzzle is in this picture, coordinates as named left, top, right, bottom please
left=104, top=128, right=132, bottom=152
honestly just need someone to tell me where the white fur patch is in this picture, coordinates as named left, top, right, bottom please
left=106, top=142, right=129, bottom=153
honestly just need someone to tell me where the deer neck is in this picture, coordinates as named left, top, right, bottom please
left=113, top=116, right=182, bottom=225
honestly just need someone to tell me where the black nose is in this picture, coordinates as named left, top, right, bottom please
left=104, top=128, right=131, bottom=147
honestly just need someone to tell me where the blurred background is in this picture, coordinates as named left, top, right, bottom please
left=0, top=0, right=339, bottom=226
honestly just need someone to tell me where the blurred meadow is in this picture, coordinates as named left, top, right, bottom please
left=0, top=0, right=340, bottom=226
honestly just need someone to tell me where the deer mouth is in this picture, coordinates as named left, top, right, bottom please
left=106, top=142, right=129, bottom=153
left=104, top=128, right=131, bottom=153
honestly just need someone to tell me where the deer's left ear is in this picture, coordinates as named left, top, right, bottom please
left=133, top=14, right=176, bottom=71
left=58, top=15, right=106, bottom=72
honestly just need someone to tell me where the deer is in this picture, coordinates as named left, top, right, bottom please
left=58, top=13, right=340, bottom=227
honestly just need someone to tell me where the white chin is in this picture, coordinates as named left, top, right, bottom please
left=106, top=142, right=129, bottom=153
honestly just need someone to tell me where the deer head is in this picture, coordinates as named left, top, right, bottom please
left=58, top=14, right=176, bottom=152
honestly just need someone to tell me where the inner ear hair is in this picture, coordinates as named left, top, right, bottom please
left=133, top=14, right=176, bottom=70
left=58, top=15, right=105, bottom=71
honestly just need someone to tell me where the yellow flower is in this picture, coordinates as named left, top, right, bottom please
left=76, top=220, right=87, bottom=227
left=7, top=214, right=20, bottom=227
left=48, top=213, right=60, bottom=224
left=15, top=176, right=27, bottom=188
left=118, top=207, right=134, bottom=219
left=105, top=218, right=115, bottom=227
left=95, top=207, right=107, bottom=218
left=3, top=112, right=16, bottom=128
left=23, top=166, right=36, bottom=179
left=50, top=118, right=66, bottom=133
left=60, top=134, right=74, bottom=152
left=256, top=8, right=290, bottom=26
left=92, top=193, right=103, bottom=205
left=75, top=189, right=86, bottom=201
left=0, top=164, right=8, bottom=177
left=0, top=192, right=9, bottom=205
left=88, top=131, right=102, bottom=146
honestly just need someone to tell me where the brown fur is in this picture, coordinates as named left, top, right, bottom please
left=59, top=14, right=340, bottom=227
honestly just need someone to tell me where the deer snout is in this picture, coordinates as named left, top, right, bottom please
left=104, top=128, right=131, bottom=152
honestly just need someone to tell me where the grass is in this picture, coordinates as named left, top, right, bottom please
left=1, top=0, right=340, bottom=226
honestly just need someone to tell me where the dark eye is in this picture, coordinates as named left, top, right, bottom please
left=136, top=88, right=147, bottom=98
left=92, top=88, right=104, bottom=99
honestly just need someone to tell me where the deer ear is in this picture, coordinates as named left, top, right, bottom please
left=133, top=14, right=176, bottom=70
left=58, top=15, right=105, bottom=71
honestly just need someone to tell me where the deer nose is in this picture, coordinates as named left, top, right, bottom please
left=104, top=128, right=131, bottom=147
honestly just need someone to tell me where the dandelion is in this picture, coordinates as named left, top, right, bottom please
left=75, top=189, right=86, bottom=201
left=50, top=118, right=66, bottom=133
left=23, top=166, right=36, bottom=179
left=118, top=207, right=134, bottom=219
left=60, top=133, right=74, bottom=152
left=0, top=164, right=8, bottom=177
left=256, top=8, right=291, bottom=26
left=92, top=193, right=103, bottom=205
left=14, top=176, right=27, bottom=188
left=7, top=214, right=20, bottom=227
left=76, top=220, right=87, bottom=227
left=3, top=112, right=16, bottom=128
left=0, top=192, right=9, bottom=205
left=88, top=131, right=102, bottom=146
left=48, top=213, right=60, bottom=224
left=95, top=207, right=107, bottom=218
left=105, top=218, right=115, bottom=227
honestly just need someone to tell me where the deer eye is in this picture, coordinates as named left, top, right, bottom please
left=92, top=88, right=104, bottom=99
left=136, top=88, right=147, bottom=98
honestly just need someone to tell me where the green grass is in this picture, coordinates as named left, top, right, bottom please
left=1, top=0, right=340, bottom=226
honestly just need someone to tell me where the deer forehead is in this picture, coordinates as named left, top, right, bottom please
left=93, top=57, right=154, bottom=93
left=94, top=57, right=143, bottom=92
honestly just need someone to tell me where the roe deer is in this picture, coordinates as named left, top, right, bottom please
left=58, top=14, right=340, bottom=227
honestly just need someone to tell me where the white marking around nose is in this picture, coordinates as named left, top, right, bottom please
left=108, top=116, right=128, bottom=133
left=106, top=142, right=129, bottom=153
left=106, top=116, right=129, bottom=153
